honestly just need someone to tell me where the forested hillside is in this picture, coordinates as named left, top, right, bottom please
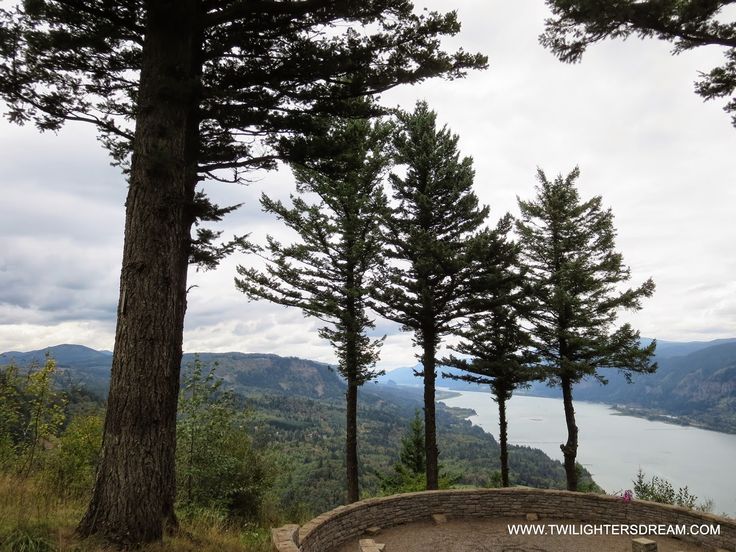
left=0, top=346, right=346, bottom=400
left=0, top=345, right=585, bottom=517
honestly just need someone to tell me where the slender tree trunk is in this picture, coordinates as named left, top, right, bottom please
left=560, top=375, right=578, bottom=491
left=77, top=1, right=202, bottom=545
left=497, top=396, right=509, bottom=487
left=344, top=262, right=361, bottom=504
left=22, top=382, right=46, bottom=478
left=345, top=381, right=359, bottom=503
left=187, top=381, right=196, bottom=505
left=422, top=337, right=439, bottom=490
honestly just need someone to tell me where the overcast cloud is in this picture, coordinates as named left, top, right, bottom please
left=1, top=1, right=735, bottom=370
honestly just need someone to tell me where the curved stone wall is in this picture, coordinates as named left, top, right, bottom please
left=271, top=488, right=736, bottom=552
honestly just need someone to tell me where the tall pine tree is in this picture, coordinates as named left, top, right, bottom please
left=236, top=116, right=390, bottom=504
left=0, top=3, right=486, bottom=543
left=516, top=167, right=656, bottom=491
left=372, top=101, right=489, bottom=490
left=443, top=215, right=540, bottom=487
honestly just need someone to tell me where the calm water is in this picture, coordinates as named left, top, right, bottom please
left=439, top=390, right=736, bottom=516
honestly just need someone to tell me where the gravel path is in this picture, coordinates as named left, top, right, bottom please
left=334, top=517, right=710, bottom=552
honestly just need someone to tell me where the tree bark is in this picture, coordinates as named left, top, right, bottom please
left=422, top=337, right=439, bottom=490
left=344, top=260, right=361, bottom=504
left=497, top=396, right=509, bottom=487
left=345, top=381, right=359, bottom=503
left=560, top=375, right=579, bottom=491
left=77, top=0, right=202, bottom=545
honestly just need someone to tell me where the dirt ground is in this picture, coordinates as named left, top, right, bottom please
left=334, top=517, right=711, bottom=552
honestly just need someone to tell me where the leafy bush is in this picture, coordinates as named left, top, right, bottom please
left=633, top=469, right=712, bottom=511
left=42, top=414, right=103, bottom=499
left=0, top=365, right=21, bottom=471
left=177, top=356, right=273, bottom=518
left=0, top=357, right=67, bottom=476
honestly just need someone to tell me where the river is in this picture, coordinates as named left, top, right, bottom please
left=439, top=390, right=736, bottom=516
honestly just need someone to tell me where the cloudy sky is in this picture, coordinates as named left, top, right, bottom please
left=1, top=1, right=735, bottom=371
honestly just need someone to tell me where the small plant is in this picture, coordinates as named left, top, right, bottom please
left=632, top=469, right=712, bottom=512
left=1, top=527, right=53, bottom=552
left=19, top=355, right=66, bottom=477
left=0, top=364, right=21, bottom=471
left=42, top=413, right=103, bottom=499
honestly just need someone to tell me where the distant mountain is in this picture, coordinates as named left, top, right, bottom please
left=378, top=338, right=736, bottom=433
left=0, top=344, right=345, bottom=400
left=0, top=344, right=114, bottom=393
left=0, top=343, right=112, bottom=368
left=565, top=341, right=736, bottom=432
left=640, top=337, right=736, bottom=359
left=377, top=363, right=481, bottom=391
left=184, top=352, right=345, bottom=400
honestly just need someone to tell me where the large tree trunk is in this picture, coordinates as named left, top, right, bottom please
left=345, top=381, right=359, bottom=503
left=78, top=0, right=202, bottom=545
left=560, top=376, right=579, bottom=491
left=497, top=396, right=509, bottom=487
left=422, top=337, right=439, bottom=490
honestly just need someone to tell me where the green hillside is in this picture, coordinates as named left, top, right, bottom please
left=0, top=345, right=585, bottom=517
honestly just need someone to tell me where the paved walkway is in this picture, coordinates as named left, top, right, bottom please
left=335, top=518, right=709, bottom=552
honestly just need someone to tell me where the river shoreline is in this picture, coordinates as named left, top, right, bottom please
left=438, top=389, right=736, bottom=517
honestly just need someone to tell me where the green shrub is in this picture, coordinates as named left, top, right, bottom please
left=0, top=365, right=21, bottom=473
left=42, top=414, right=103, bottom=499
left=177, top=357, right=274, bottom=518
left=632, top=469, right=712, bottom=511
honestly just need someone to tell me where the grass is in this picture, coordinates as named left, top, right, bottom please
left=0, top=474, right=272, bottom=552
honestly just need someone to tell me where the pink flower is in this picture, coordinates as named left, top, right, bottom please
left=622, top=490, right=633, bottom=503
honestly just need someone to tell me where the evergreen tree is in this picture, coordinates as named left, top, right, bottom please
left=0, top=3, right=486, bottom=543
left=379, top=409, right=425, bottom=494
left=540, top=0, right=736, bottom=126
left=372, top=101, right=489, bottom=490
left=516, top=167, right=656, bottom=491
left=443, top=215, right=540, bottom=487
left=400, top=409, right=426, bottom=476
left=236, top=116, right=390, bottom=504
left=379, top=409, right=459, bottom=494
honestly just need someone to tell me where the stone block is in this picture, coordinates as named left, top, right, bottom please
left=359, top=539, right=385, bottom=552
left=632, top=537, right=657, bottom=552
left=365, top=526, right=382, bottom=536
left=431, top=513, right=447, bottom=525
left=271, top=524, right=301, bottom=552
left=526, top=513, right=539, bottom=521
